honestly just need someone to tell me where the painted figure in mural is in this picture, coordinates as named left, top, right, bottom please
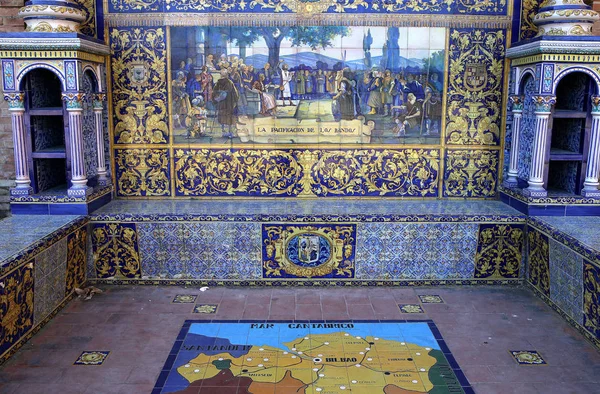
left=305, top=70, right=315, bottom=97
left=212, top=69, right=240, bottom=138
left=366, top=70, right=382, bottom=115
left=390, top=73, right=406, bottom=116
left=279, top=62, right=294, bottom=106
left=381, top=69, right=394, bottom=116
left=316, top=70, right=326, bottom=95
left=407, top=73, right=425, bottom=100
left=295, top=70, right=306, bottom=98
left=403, top=93, right=422, bottom=133
left=253, top=74, right=277, bottom=116
left=332, top=79, right=356, bottom=121
left=326, top=71, right=336, bottom=94
left=172, top=71, right=191, bottom=128
left=206, top=54, right=216, bottom=72
left=429, top=73, right=443, bottom=92
left=199, top=66, right=213, bottom=104
left=233, top=65, right=247, bottom=115
left=422, top=87, right=442, bottom=135
left=186, top=97, right=207, bottom=138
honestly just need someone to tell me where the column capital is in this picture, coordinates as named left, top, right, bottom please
left=531, top=95, right=556, bottom=114
left=591, top=95, right=600, bottom=114
left=61, top=92, right=86, bottom=111
left=3, top=92, right=25, bottom=111
left=93, top=93, right=106, bottom=111
left=509, top=95, right=524, bottom=112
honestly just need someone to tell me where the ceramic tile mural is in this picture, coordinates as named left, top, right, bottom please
left=528, top=228, right=550, bottom=297
left=137, top=222, right=261, bottom=279
left=66, top=227, right=88, bottom=293
left=519, top=0, right=540, bottom=40
left=549, top=239, right=583, bottom=325
left=114, top=148, right=171, bottom=197
left=91, top=223, right=142, bottom=279
left=517, top=74, right=536, bottom=181
left=355, top=223, right=478, bottom=280
left=33, top=238, right=67, bottom=325
left=443, top=149, right=500, bottom=198
left=474, top=224, right=524, bottom=279
left=0, top=263, right=34, bottom=357
left=170, top=26, right=445, bottom=145
left=583, top=260, right=600, bottom=340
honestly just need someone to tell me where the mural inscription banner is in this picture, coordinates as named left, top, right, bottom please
left=169, top=26, right=446, bottom=145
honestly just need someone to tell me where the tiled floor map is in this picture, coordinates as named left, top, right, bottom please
left=153, top=320, right=473, bottom=393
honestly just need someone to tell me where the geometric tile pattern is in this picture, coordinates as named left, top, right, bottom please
left=549, top=239, right=583, bottom=325
left=0, top=263, right=34, bottom=357
left=356, top=223, right=478, bottom=280
left=34, top=238, right=67, bottom=325
left=137, top=222, right=261, bottom=280
left=398, top=304, right=425, bottom=313
left=173, top=295, right=197, bottom=304
left=509, top=350, right=547, bottom=365
left=74, top=351, right=110, bottom=365
left=419, top=295, right=444, bottom=304
left=474, top=223, right=524, bottom=279
left=528, top=228, right=550, bottom=297
left=193, top=304, right=218, bottom=314
left=583, top=261, right=600, bottom=341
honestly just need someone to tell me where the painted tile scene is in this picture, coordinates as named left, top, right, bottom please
left=170, top=27, right=445, bottom=144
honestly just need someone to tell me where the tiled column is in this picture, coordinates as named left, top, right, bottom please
left=4, top=93, right=32, bottom=196
left=582, top=96, right=600, bottom=197
left=62, top=92, right=91, bottom=197
left=504, top=95, right=524, bottom=187
left=524, top=95, right=556, bottom=198
left=93, top=93, right=109, bottom=185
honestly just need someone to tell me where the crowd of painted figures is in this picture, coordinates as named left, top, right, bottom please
left=172, top=55, right=443, bottom=139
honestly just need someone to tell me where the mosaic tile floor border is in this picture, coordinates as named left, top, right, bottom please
left=152, top=319, right=474, bottom=394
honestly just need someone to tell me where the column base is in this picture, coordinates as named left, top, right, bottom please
left=523, top=187, right=547, bottom=198
left=97, top=176, right=111, bottom=187
left=10, top=187, right=33, bottom=197
left=581, top=188, right=600, bottom=198
left=68, top=186, right=93, bottom=198
left=503, top=178, right=519, bottom=188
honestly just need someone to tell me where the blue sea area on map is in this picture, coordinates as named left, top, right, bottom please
left=188, top=322, right=440, bottom=350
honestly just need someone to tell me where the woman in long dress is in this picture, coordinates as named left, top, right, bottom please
left=253, top=74, right=277, bottom=116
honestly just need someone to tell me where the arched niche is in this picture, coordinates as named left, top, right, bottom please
left=546, top=71, right=597, bottom=195
left=20, top=68, right=69, bottom=193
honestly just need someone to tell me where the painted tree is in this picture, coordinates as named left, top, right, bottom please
left=228, top=26, right=350, bottom=67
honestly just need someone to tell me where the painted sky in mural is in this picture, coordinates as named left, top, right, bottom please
left=170, top=26, right=446, bottom=145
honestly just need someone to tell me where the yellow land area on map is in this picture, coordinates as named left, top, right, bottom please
left=177, top=332, right=437, bottom=393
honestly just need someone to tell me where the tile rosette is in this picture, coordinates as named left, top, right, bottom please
left=74, top=351, right=110, bottom=366
left=509, top=350, right=546, bottom=365
left=398, top=304, right=425, bottom=313
left=193, top=304, right=218, bottom=314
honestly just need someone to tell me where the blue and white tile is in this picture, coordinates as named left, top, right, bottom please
left=549, top=239, right=583, bottom=325
left=34, top=238, right=67, bottom=324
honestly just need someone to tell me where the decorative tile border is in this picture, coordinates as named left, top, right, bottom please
left=509, top=350, right=547, bottom=366
left=74, top=351, right=110, bottom=366
left=500, top=185, right=600, bottom=205
left=398, top=304, right=425, bottom=313
left=88, top=278, right=522, bottom=287
left=10, top=185, right=112, bottom=203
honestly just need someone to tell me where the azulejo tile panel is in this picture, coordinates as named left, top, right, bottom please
left=91, top=223, right=142, bottom=279
left=0, top=263, right=34, bottom=357
left=115, top=148, right=171, bottom=197
left=445, top=28, right=506, bottom=146
left=474, top=223, right=524, bottom=279
left=528, top=228, right=550, bottom=298
left=583, top=260, right=600, bottom=341
left=74, top=0, right=97, bottom=37
left=519, top=0, right=540, bottom=40
left=34, top=238, right=67, bottom=325
left=262, top=223, right=356, bottom=279
left=443, top=149, right=500, bottom=197
left=137, top=222, right=262, bottom=279
left=66, top=227, right=87, bottom=294
left=174, top=149, right=440, bottom=198
left=110, top=27, right=168, bottom=144
left=108, top=0, right=508, bottom=15
left=355, top=223, right=478, bottom=280
left=549, top=239, right=583, bottom=325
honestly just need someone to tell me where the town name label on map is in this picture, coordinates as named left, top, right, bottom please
left=250, top=323, right=355, bottom=329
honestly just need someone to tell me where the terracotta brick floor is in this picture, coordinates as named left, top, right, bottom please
left=1, top=285, right=599, bottom=394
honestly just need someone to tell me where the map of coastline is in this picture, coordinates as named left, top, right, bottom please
left=161, top=322, right=464, bottom=394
